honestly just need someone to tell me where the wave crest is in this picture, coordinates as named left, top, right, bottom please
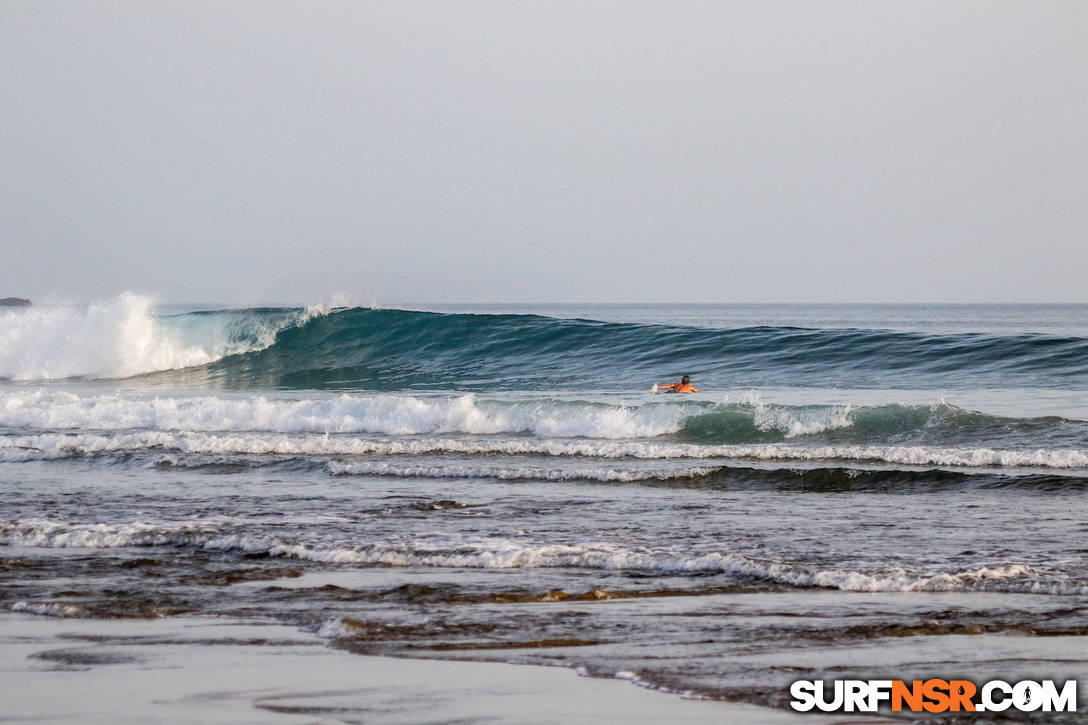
left=7, top=303, right=1088, bottom=387
left=0, top=294, right=308, bottom=381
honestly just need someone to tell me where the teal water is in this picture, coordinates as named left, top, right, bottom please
left=154, top=303, right=1088, bottom=391
left=2, top=299, right=1086, bottom=717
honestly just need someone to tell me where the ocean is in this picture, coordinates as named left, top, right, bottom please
left=2, top=296, right=1087, bottom=718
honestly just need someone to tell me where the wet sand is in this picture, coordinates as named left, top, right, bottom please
left=0, top=613, right=889, bottom=724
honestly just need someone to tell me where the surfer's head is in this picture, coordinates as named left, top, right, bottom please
left=681, top=375, right=691, bottom=384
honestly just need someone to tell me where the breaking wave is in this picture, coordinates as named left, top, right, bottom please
left=0, top=294, right=309, bottom=381
left=324, top=460, right=721, bottom=482
left=3, top=429, right=1088, bottom=473
left=5, top=299, right=1088, bottom=388
left=2, top=389, right=1086, bottom=473
left=1, top=389, right=1081, bottom=448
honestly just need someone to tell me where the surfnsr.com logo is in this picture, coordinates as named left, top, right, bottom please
left=789, top=679, right=1077, bottom=713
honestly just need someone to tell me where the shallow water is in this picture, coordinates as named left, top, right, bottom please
left=2, top=300, right=1087, bottom=718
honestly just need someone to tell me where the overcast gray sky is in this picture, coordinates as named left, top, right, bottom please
left=1, top=1, right=1085, bottom=304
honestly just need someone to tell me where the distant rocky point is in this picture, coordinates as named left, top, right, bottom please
left=0, top=297, right=31, bottom=307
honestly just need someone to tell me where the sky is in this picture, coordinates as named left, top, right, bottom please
left=1, top=1, right=1086, bottom=305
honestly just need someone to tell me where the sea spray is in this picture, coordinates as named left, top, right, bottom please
left=0, top=294, right=308, bottom=380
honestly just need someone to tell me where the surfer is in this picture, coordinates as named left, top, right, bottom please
left=654, top=376, right=699, bottom=394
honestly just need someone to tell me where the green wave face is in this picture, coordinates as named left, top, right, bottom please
left=9, top=302, right=1086, bottom=390
left=162, top=306, right=1088, bottom=392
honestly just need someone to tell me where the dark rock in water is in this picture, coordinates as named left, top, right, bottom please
left=0, top=297, right=31, bottom=307
left=31, top=648, right=142, bottom=668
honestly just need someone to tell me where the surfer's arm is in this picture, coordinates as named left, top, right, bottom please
left=657, top=382, right=679, bottom=391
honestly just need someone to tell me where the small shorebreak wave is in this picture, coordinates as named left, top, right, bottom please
left=3, top=519, right=1081, bottom=596
left=6, top=431, right=1088, bottom=486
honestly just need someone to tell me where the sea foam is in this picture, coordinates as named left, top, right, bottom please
left=0, top=390, right=688, bottom=437
left=0, top=389, right=955, bottom=442
left=5, top=518, right=1080, bottom=595
left=324, top=460, right=720, bottom=482
left=0, top=294, right=300, bottom=380
left=3, top=429, right=1087, bottom=470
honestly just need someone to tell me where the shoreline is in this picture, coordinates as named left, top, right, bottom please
left=0, top=613, right=889, bottom=724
